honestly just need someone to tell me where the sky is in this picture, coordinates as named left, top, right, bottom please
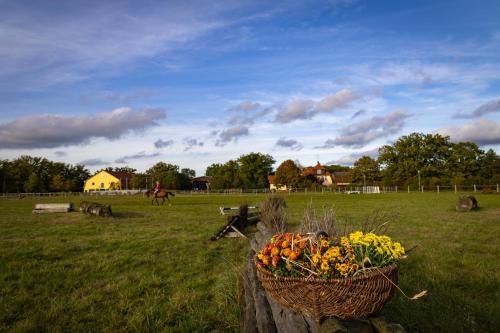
left=1, top=0, right=499, bottom=176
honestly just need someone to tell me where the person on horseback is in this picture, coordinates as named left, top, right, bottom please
left=154, top=181, right=161, bottom=195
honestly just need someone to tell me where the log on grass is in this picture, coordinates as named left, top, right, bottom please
left=80, top=201, right=112, bottom=217
left=456, top=196, right=478, bottom=212
left=33, top=203, right=73, bottom=213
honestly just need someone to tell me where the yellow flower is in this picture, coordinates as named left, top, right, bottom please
left=323, top=246, right=341, bottom=261
left=312, top=253, right=321, bottom=264
left=320, top=260, right=330, bottom=272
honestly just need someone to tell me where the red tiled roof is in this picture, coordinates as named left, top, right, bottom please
left=108, top=171, right=134, bottom=179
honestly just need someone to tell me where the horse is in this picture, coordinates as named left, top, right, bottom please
left=145, top=189, right=176, bottom=205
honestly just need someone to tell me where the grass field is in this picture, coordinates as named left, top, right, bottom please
left=0, top=192, right=499, bottom=332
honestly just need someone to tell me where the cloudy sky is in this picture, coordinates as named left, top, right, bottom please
left=1, top=0, right=499, bottom=175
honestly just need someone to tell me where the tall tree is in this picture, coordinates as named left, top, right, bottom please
left=378, top=133, right=452, bottom=186
left=181, top=168, right=196, bottom=179
left=237, top=153, right=275, bottom=189
left=479, top=149, right=500, bottom=183
left=351, top=156, right=380, bottom=185
left=146, top=162, right=180, bottom=189
left=275, top=160, right=301, bottom=188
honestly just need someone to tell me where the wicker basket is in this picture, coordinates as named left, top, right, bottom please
left=255, top=256, right=398, bottom=321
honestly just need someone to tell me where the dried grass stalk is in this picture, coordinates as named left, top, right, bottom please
left=361, top=209, right=399, bottom=234
left=299, top=201, right=342, bottom=237
left=259, top=196, right=287, bottom=233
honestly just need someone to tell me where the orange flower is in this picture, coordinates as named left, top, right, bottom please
left=282, top=248, right=292, bottom=257
left=272, top=256, right=280, bottom=267
left=271, top=247, right=280, bottom=256
left=281, top=240, right=289, bottom=248
left=289, top=251, right=300, bottom=260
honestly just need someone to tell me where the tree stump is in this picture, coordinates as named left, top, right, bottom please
left=79, top=201, right=112, bottom=217
left=456, top=196, right=478, bottom=212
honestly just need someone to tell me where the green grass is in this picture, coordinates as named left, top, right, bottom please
left=0, top=192, right=499, bottom=332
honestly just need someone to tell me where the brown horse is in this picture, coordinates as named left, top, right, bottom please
left=145, top=190, right=175, bottom=205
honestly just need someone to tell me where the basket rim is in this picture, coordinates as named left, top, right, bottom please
left=254, top=254, right=399, bottom=284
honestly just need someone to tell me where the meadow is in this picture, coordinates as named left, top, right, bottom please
left=0, top=192, right=499, bottom=332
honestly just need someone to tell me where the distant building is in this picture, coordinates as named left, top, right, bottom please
left=301, top=161, right=333, bottom=187
left=192, top=176, right=211, bottom=190
left=107, top=171, right=134, bottom=190
left=332, top=171, right=351, bottom=188
left=84, top=170, right=152, bottom=191
left=84, top=170, right=123, bottom=192
left=267, top=174, right=288, bottom=191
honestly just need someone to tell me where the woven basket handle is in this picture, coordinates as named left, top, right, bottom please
left=315, top=230, right=329, bottom=239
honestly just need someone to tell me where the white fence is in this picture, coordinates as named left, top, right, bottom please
left=0, top=184, right=498, bottom=199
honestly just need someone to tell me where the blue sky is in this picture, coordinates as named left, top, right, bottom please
left=1, top=0, right=499, bottom=176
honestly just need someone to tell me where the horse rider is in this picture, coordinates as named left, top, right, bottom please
left=154, top=181, right=161, bottom=195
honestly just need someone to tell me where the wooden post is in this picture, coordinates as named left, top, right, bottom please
left=497, top=184, right=499, bottom=193
left=395, top=185, right=398, bottom=192
left=454, top=184, right=457, bottom=193
left=437, top=185, right=439, bottom=193
left=421, top=185, right=424, bottom=193
left=474, top=184, right=477, bottom=193
left=408, top=185, right=410, bottom=193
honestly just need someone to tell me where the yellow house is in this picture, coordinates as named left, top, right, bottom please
left=83, top=170, right=122, bottom=192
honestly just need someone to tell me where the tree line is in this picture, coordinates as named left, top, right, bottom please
left=1, top=133, right=498, bottom=193
left=353, top=133, right=500, bottom=187
left=206, top=152, right=275, bottom=189
left=259, top=133, right=500, bottom=189
left=0, top=156, right=91, bottom=193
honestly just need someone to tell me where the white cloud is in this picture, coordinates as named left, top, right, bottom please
left=183, top=137, right=204, bottom=151
left=454, top=98, right=500, bottom=119
left=79, top=158, right=109, bottom=166
left=228, top=101, right=261, bottom=112
left=329, top=148, right=379, bottom=166
left=437, top=120, right=500, bottom=146
left=275, top=137, right=303, bottom=151
left=0, top=2, right=226, bottom=89
left=318, top=110, right=408, bottom=148
left=0, top=107, right=166, bottom=149
left=115, top=151, right=160, bottom=164
left=154, top=139, right=174, bottom=149
left=274, top=89, right=360, bottom=123
left=216, top=125, right=249, bottom=146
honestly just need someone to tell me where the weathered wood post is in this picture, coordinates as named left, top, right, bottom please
left=473, top=184, right=477, bottom=192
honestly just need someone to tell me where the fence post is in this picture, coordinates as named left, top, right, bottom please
left=454, top=184, right=457, bottom=193
left=408, top=185, right=410, bottom=193
left=421, top=185, right=424, bottom=193
left=497, top=184, right=499, bottom=193
left=437, top=185, right=439, bottom=193
left=474, top=184, right=476, bottom=193
left=395, top=185, right=398, bottom=193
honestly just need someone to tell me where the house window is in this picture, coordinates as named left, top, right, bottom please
left=92, top=182, right=95, bottom=185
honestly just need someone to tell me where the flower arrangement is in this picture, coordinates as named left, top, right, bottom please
left=256, top=230, right=405, bottom=279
